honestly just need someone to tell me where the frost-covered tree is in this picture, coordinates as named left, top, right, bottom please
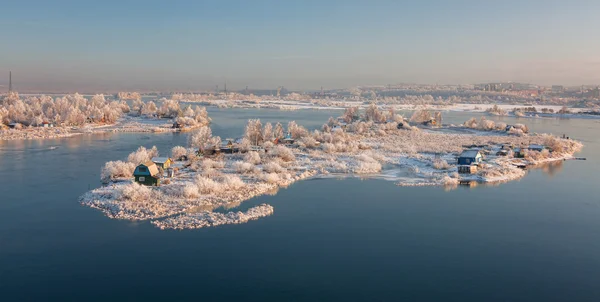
left=127, top=146, right=158, bottom=164
left=365, top=103, right=386, bottom=123
left=410, top=110, right=432, bottom=123
left=287, top=121, right=309, bottom=139
left=341, top=107, right=359, bottom=123
left=141, top=101, right=158, bottom=116
left=273, top=122, right=285, bottom=139
left=101, top=161, right=136, bottom=183
left=188, top=126, right=213, bottom=151
left=245, top=119, right=263, bottom=145
left=262, top=122, right=274, bottom=143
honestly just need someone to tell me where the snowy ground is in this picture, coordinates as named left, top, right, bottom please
left=80, top=118, right=583, bottom=231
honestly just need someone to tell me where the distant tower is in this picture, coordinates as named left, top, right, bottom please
left=216, top=85, right=219, bottom=93
left=9, top=71, right=12, bottom=92
left=245, top=86, right=248, bottom=94
left=320, top=86, right=324, bottom=96
left=277, top=86, right=281, bottom=97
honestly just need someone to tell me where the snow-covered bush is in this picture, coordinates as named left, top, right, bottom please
left=222, top=175, right=246, bottom=190
left=432, top=158, right=450, bottom=170
left=202, top=158, right=225, bottom=170
left=182, top=183, right=200, bottom=198
left=195, top=176, right=222, bottom=194
left=354, top=154, right=382, bottom=173
left=486, top=105, right=507, bottom=115
left=262, top=162, right=285, bottom=173
left=299, top=136, right=319, bottom=148
left=244, top=151, right=261, bottom=165
left=270, top=145, right=295, bottom=162
left=259, top=172, right=281, bottom=184
left=101, top=160, right=136, bottom=183
left=233, top=161, right=256, bottom=174
left=118, top=182, right=154, bottom=201
left=171, top=146, right=188, bottom=160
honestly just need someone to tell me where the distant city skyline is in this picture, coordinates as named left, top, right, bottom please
left=2, top=0, right=600, bottom=92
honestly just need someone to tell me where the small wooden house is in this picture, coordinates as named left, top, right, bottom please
left=457, top=150, right=483, bottom=166
left=152, top=157, right=173, bottom=169
left=282, top=133, right=295, bottom=145
left=133, top=162, right=161, bottom=186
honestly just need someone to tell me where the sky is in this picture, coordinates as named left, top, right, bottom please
left=1, top=0, right=600, bottom=92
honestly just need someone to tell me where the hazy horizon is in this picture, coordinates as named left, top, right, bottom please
left=2, top=0, right=600, bottom=92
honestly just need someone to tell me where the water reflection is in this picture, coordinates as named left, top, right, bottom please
left=536, top=160, right=564, bottom=177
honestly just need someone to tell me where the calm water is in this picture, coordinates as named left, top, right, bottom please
left=1, top=109, right=599, bottom=302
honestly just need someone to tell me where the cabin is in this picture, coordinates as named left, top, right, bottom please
left=152, top=157, right=172, bottom=169
left=8, top=122, right=19, bottom=129
left=40, top=121, right=54, bottom=128
left=282, top=133, right=295, bottom=145
left=172, top=121, right=183, bottom=129
left=220, top=139, right=239, bottom=154
left=457, top=150, right=483, bottom=166
left=133, top=162, right=161, bottom=186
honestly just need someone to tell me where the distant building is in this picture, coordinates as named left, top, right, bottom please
left=591, top=87, right=600, bottom=99
left=552, top=85, right=564, bottom=93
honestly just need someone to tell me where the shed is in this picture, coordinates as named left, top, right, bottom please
left=457, top=150, right=483, bottom=165
left=152, top=157, right=172, bottom=169
left=133, top=162, right=161, bottom=186
left=513, top=147, right=527, bottom=158
left=528, top=144, right=545, bottom=152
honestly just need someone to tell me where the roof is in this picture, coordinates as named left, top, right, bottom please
left=459, top=150, right=482, bottom=158
left=151, top=157, right=171, bottom=164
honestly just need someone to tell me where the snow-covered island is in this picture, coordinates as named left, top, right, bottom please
left=0, top=92, right=211, bottom=140
left=80, top=105, right=583, bottom=230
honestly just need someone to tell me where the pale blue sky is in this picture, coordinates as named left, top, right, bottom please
left=1, top=0, right=599, bottom=92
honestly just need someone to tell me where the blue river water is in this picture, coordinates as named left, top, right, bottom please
left=1, top=108, right=599, bottom=301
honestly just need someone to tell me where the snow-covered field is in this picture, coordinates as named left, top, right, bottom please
left=80, top=107, right=583, bottom=230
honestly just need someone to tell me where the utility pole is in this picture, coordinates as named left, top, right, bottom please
left=224, top=81, right=227, bottom=95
